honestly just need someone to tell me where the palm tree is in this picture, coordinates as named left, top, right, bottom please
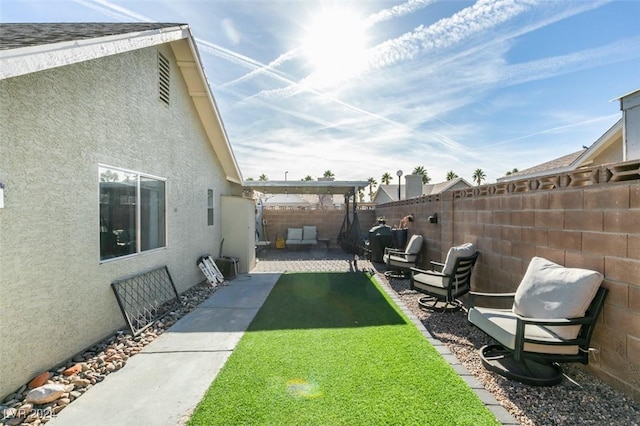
left=505, top=168, right=519, bottom=176
left=412, top=166, right=431, bottom=184
left=367, top=177, right=377, bottom=202
left=258, top=174, right=268, bottom=181
left=302, top=175, right=313, bottom=181
left=446, top=171, right=458, bottom=181
left=381, top=172, right=392, bottom=185
left=358, top=189, right=365, bottom=203
left=472, top=169, right=486, bottom=186
left=323, top=170, right=335, bottom=180
left=245, top=177, right=254, bottom=181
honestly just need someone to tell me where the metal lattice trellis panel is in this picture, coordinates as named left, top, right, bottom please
left=111, top=266, right=180, bottom=336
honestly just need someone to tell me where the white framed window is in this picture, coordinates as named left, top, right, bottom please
left=99, top=165, right=166, bottom=261
left=207, top=189, right=214, bottom=226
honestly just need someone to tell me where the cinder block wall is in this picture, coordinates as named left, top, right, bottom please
left=262, top=209, right=377, bottom=247
left=375, top=160, right=640, bottom=402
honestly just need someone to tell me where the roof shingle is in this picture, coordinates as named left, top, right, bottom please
left=0, top=23, right=184, bottom=50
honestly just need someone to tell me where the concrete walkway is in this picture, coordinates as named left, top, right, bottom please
left=49, top=273, right=280, bottom=426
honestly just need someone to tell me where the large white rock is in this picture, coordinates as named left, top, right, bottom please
left=25, top=384, right=73, bottom=404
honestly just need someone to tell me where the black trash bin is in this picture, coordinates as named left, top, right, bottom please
left=392, top=228, right=408, bottom=249
left=368, top=223, right=394, bottom=263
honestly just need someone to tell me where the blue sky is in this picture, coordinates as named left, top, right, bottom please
left=3, top=0, right=639, bottom=184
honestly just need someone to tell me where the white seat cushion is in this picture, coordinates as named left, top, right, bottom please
left=412, top=273, right=448, bottom=297
left=386, top=254, right=417, bottom=267
left=513, top=257, right=603, bottom=340
left=287, top=228, right=303, bottom=240
left=405, top=235, right=423, bottom=254
left=468, top=306, right=580, bottom=355
left=302, top=226, right=317, bottom=241
left=442, top=243, right=475, bottom=275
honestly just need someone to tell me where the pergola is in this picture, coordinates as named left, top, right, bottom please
left=242, top=180, right=370, bottom=195
left=242, top=180, right=370, bottom=254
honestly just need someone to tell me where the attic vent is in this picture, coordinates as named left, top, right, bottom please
left=158, top=52, right=170, bottom=105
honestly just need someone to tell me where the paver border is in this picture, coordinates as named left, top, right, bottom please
left=370, top=273, right=519, bottom=425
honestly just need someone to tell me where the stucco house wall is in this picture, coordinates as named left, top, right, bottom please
left=0, top=42, right=239, bottom=397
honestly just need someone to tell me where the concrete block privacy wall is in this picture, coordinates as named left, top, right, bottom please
left=375, top=159, right=640, bottom=402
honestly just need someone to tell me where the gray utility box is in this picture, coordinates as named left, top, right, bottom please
left=215, top=257, right=239, bottom=280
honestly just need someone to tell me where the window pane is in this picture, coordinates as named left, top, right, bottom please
left=140, top=176, right=166, bottom=251
left=207, top=189, right=214, bottom=226
left=99, top=167, right=137, bottom=260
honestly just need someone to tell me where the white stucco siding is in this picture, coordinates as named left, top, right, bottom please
left=623, top=91, right=640, bottom=161
left=591, top=135, right=623, bottom=165
left=0, top=43, right=237, bottom=397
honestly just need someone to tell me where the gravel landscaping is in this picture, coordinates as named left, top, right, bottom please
left=0, top=282, right=218, bottom=425
left=381, top=274, right=640, bottom=426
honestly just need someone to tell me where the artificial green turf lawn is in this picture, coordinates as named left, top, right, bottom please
left=188, top=272, right=498, bottom=426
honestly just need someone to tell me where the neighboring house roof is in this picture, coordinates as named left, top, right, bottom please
left=505, top=150, right=587, bottom=178
left=498, top=118, right=623, bottom=182
left=373, top=177, right=472, bottom=203
left=0, top=22, right=243, bottom=184
left=422, top=177, right=473, bottom=195
left=375, top=184, right=406, bottom=202
left=612, top=88, right=640, bottom=103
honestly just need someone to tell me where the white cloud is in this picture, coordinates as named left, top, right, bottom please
left=365, top=0, right=437, bottom=27
left=68, top=0, right=629, bottom=184
left=498, top=37, right=640, bottom=87
left=367, top=0, right=540, bottom=71
left=74, top=0, right=153, bottom=21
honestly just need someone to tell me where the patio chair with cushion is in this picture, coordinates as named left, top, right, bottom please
left=467, top=256, right=608, bottom=386
left=410, top=242, right=478, bottom=311
left=383, top=234, right=423, bottom=278
left=285, top=226, right=317, bottom=248
left=302, top=226, right=318, bottom=245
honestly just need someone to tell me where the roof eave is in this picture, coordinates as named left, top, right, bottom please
left=171, top=33, right=243, bottom=184
left=0, top=24, right=190, bottom=80
left=567, top=118, right=623, bottom=169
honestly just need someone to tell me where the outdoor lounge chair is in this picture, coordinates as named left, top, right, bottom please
left=383, top=234, right=423, bottom=278
left=467, top=256, right=608, bottom=386
left=285, top=226, right=317, bottom=248
left=410, top=242, right=478, bottom=311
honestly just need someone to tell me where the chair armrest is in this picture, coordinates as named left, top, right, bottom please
left=517, top=314, right=594, bottom=327
left=512, top=313, right=596, bottom=360
left=429, top=261, right=445, bottom=272
left=410, top=267, right=445, bottom=277
left=468, top=291, right=515, bottom=308
left=384, top=247, right=403, bottom=255
left=469, top=291, right=516, bottom=299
